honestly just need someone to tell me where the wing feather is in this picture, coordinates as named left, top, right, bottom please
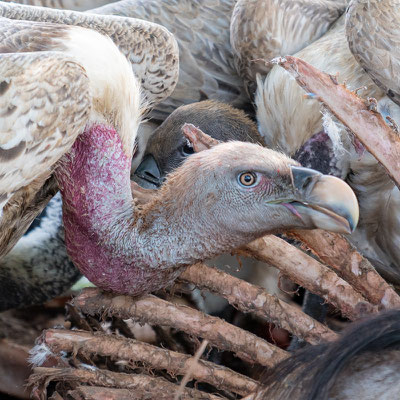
left=90, top=0, right=248, bottom=120
left=0, top=2, right=179, bottom=111
left=231, top=0, right=348, bottom=92
left=1, top=0, right=116, bottom=11
left=0, top=51, right=91, bottom=210
left=346, top=0, right=400, bottom=106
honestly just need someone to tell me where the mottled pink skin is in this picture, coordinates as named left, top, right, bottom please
left=55, top=124, right=184, bottom=295
left=252, top=176, right=273, bottom=195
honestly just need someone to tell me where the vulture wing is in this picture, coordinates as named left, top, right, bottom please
left=0, top=2, right=179, bottom=112
left=0, top=0, right=117, bottom=11
left=346, top=0, right=400, bottom=107
left=0, top=50, right=91, bottom=212
left=89, top=0, right=247, bottom=120
left=230, top=0, right=347, bottom=92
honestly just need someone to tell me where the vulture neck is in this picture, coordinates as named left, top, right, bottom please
left=54, top=123, right=230, bottom=295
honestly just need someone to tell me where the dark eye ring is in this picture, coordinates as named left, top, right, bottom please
left=238, top=172, right=257, bottom=187
left=181, top=141, right=194, bottom=156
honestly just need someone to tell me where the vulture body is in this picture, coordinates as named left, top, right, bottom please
left=0, top=0, right=116, bottom=11
left=258, top=310, right=400, bottom=400
left=0, top=194, right=79, bottom=310
left=247, top=1, right=400, bottom=283
left=0, top=3, right=359, bottom=304
left=89, top=0, right=249, bottom=121
left=230, top=0, right=348, bottom=94
left=0, top=2, right=179, bottom=260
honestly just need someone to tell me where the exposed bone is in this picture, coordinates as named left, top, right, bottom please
left=239, top=236, right=378, bottom=320
left=72, top=288, right=288, bottom=367
left=288, top=229, right=400, bottom=309
left=65, top=386, right=225, bottom=400
left=38, top=328, right=258, bottom=396
left=174, top=339, right=208, bottom=400
left=273, top=56, right=400, bottom=189
left=29, top=367, right=224, bottom=400
left=180, top=263, right=337, bottom=343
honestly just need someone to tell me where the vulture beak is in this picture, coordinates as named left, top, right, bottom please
left=133, top=154, right=162, bottom=189
left=282, top=166, right=359, bottom=234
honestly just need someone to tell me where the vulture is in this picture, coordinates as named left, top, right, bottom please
left=0, top=0, right=116, bottom=11
left=232, top=0, right=400, bottom=284
left=0, top=3, right=359, bottom=302
left=0, top=100, right=264, bottom=310
left=258, top=309, right=400, bottom=400
left=89, top=0, right=249, bottom=122
left=0, top=92, right=359, bottom=307
left=134, top=100, right=265, bottom=189
left=230, top=0, right=348, bottom=95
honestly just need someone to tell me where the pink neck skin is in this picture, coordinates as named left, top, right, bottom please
left=55, top=124, right=183, bottom=295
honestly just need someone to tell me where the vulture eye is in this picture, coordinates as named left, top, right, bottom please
left=181, top=140, right=195, bottom=156
left=238, top=172, right=257, bottom=187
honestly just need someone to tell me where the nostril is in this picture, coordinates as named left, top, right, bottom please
left=144, top=171, right=158, bottom=179
left=290, top=166, right=322, bottom=192
left=300, top=175, right=314, bottom=190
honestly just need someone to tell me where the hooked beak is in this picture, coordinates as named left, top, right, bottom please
left=282, top=166, right=359, bottom=234
left=133, top=154, right=162, bottom=189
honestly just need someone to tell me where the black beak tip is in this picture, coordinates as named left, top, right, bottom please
left=134, top=154, right=162, bottom=187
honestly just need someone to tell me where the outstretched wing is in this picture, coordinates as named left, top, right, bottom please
left=0, top=51, right=91, bottom=211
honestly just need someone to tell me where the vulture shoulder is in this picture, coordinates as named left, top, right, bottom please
left=346, top=0, right=400, bottom=107
left=90, top=0, right=249, bottom=120
left=230, top=0, right=348, bottom=94
left=0, top=44, right=91, bottom=212
left=0, top=0, right=116, bottom=11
